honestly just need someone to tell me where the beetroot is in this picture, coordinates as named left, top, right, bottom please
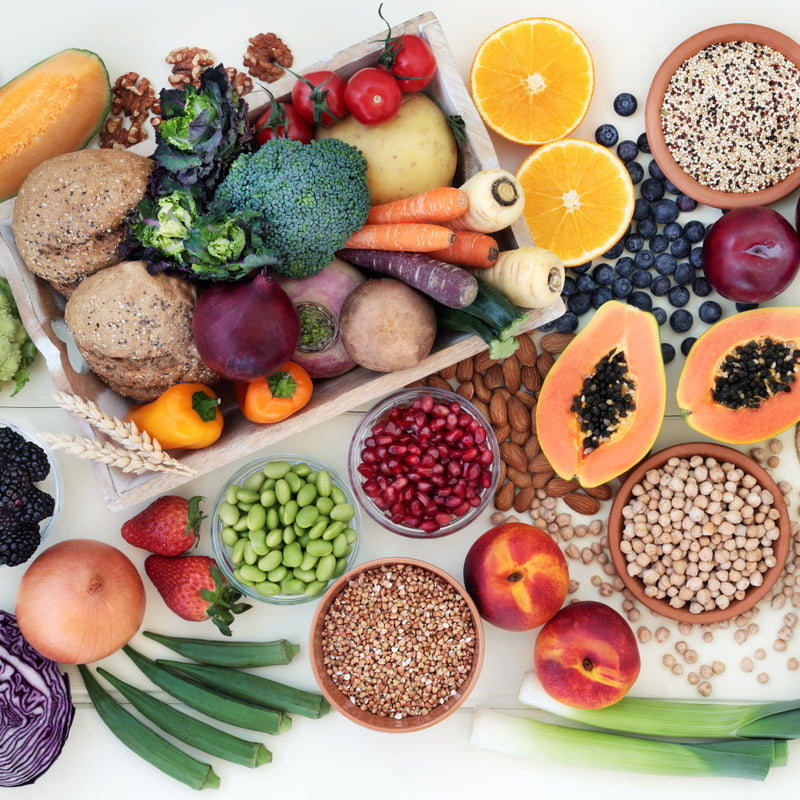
left=192, top=271, right=300, bottom=381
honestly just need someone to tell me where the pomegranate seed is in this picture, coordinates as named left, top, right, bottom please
left=421, top=520, right=441, bottom=533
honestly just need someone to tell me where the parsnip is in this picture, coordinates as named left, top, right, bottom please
left=473, top=246, right=564, bottom=308
left=449, top=168, right=525, bottom=233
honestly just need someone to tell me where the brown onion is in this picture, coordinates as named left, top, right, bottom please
left=15, top=539, right=146, bottom=664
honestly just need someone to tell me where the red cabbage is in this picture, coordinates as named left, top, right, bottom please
left=0, top=609, right=74, bottom=787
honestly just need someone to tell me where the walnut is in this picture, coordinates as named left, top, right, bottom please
left=110, top=72, right=158, bottom=119
left=225, top=67, right=253, bottom=98
left=98, top=115, right=148, bottom=149
left=243, top=32, right=293, bottom=82
left=166, top=46, right=215, bottom=88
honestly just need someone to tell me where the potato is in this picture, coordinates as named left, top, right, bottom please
left=317, top=93, right=457, bottom=205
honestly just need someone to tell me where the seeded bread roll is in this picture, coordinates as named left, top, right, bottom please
left=11, top=149, right=153, bottom=296
left=63, top=260, right=219, bottom=402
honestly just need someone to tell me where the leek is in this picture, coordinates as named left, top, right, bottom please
left=519, top=670, right=800, bottom=740
left=469, top=707, right=772, bottom=781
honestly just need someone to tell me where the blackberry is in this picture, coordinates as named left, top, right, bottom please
left=0, top=467, right=55, bottom=527
left=681, top=337, right=697, bottom=356
left=668, top=284, right=691, bottom=308
left=699, top=300, right=723, bottom=324
left=637, top=131, right=651, bottom=153
left=0, top=427, right=50, bottom=483
left=631, top=269, right=652, bottom=289
left=0, top=524, right=41, bottom=567
left=654, top=252, right=677, bottom=276
left=625, top=161, right=644, bottom=184
left=661, top=342, right=676, bottom=364
left=683, top=219, right=706, bottom=243
left=676, top=193, right=698, bottom=212
left=650, top=275, right=672, bottom=297
left=640, top=177, right=665, bottom=202
left=617, top=140, right=639, bottom=163
left=567, top=291, right=592, bottom=316
left=670, top=237, right=691, bottom=259
left=595, top=123, right=619, bottom=147
left=627, top=290, right=653, bottom=311
left=648, top=160, right=666, bottom=181
left=669, top=308, right=694, bottom=333
left=555, top=311, right=580, bottom=333
left=634, top=249, right=655, bottom=270
left=674, top=262, right=695, bottom=285
left=613, top=92, right=638, bottom=117
left=615, top=257, right=635, bottom=278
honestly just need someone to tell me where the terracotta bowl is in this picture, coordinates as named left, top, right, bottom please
left=644, top=23, right=800, bottom=208
left=309, top=557, right=484, bottom=732
left=607, top=442, right=790, bottom=624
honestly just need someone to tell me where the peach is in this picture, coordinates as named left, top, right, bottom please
left=534, top=600, right=640, bottom=709
left=462, top=522, right=569, bottom=631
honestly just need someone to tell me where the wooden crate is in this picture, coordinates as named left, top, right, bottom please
left=0, top=11, right=564, bottom=511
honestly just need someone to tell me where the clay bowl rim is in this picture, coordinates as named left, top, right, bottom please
left=607, top=442, right=791, bottom=624
left=644, top=23, right=800, bottom=209
left=308, top=556, right=485, bottom=733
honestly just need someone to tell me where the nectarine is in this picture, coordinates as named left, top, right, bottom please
left=463, top=522, right=568, bottom=631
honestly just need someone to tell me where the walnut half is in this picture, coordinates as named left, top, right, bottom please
left=244, top=32, right=293, bottom=82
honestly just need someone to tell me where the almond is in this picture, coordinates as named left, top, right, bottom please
left=523, top=435, right=541, bottom=461
left=489, top=392, right=507, bottom=425
left=506, top=465, right=532, bottom=488
left=507, top=395, right=530, bottom=433
left=455, top=356, right=474, bottom=383
left=540, top=332, right=575, bottom=354
left=510, top=428, right=529, bottom=446
left=529, top=451, right=554, bottom=474
left=502, top=354, right=522, bottom=394
left=499, top=440, right=527, bottom=473
left=494, top=480, right=515, bottom=512
left=563, top=491, right=601, bottom=516
left=515, top=334, right=538, bottom=366
left=483, top=363, right=504, bottom=390
left=513, top=485, right=535, bottom=513
left=529, top=405, right=538, bottom=436
left=456, top=380, right=475, bottom=401
left=546, top=477, right=581, bottom=497
left=531, top=469, right=555, bottom=488
left=492, top=422, right=511, bottom=443
left=521, top=364, right=542, bottom=393
left=536, top=351, right=555, bottom=379
left=471, top=397, right=490, bottom=420
left=474, top=349, right=497, bottom=372
left=472, top=372, right=491, bottom=403
left=438, top=362, right=457, bottom=381
left=426, top=374, right=452, bottom=391
left=513, top=389, right=536, bottom=409
left=583, top=482, right=613, bottom=501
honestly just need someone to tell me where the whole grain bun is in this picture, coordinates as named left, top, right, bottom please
left=11, top=149, right=153, bottom=296
left=64, top=260, right=219, bottom=402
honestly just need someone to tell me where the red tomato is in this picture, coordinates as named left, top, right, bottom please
left=380, top=34, right=437, bottom=93
left=291, top=70, right=347, bottom=127
left=344, top=68, right=402, bottom=126
left=254, top=102, right=314, bottom=145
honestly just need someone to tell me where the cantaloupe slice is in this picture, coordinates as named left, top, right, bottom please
left=0, top=48, right=111, bottom=201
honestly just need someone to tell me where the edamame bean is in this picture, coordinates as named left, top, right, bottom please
left=296, top=483, right=317, bottom=507
left=282, top=526, right=296, bottom=545
left=230, top=537, right=247, bottom=566
left=242, top=541, right=258, bottom=565
left=334, top=557, right=348, bottom=577
left=239, top=564, right=266, bottom=583
left=322, top=520, right=345, bottom=541
left=218, top=501, right=239, bottom=527
left=315, top=495, right=334, bottom=516
left=316, top=470, right=332, bottom=497
left=263, top=460, right=292, bottom=479
left=260, top=488, right=277, bottom=508
left=265, top=528, right=283, bottom=548
left=232, top=516, right=249, bottom=532
left=292, top=462, right=312, bottom=478
left=295, top=505, right=319, bottom=529
left=221, top=527, right=238, bottom=547
left=280, top=499, right=298, bottom=526
left=299, top=551, right=319, bottom=572
left=315, top=554, right=336, bottom=582
left=258, top=550, right=283, bottom=573
left=284, top=471, right=303, bottom=494
left=332, top=532, right=350, bottom=558
left=247, top=504, right=267, bottom=532
left=306, top=539, right=333, bottom=558
left=330, top=503, right=355, bottom=523
left=292, top=567, right=317, bottom=583
left=255, top=581, right=281, bottom=597
left=282, top=541, right=303, bottom=568
left=266, top=507, right=280, bottom=531
left=308, top=518, right=328, bottom=540
left=344, top=527, right=357, bottom=544
left=267, top=565, right=288, bottom=583
left=304, top=580, right=327, bottom=596
left=225, top=486, right=239, bottom=505
left=241, top=471, right=265, bottom=493
left=236, top=488, right=260, bottom=504
left=274, top=478, right=291, bottom=505
left=282, top=577, right=306, bottom=595
left=330, top=486, right=346, bottom=505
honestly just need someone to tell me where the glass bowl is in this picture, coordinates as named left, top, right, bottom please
left=348, top=387, right=501, bottom=538
left=0, top=418, right=62, bottom=567
left=210, top=453, right=361, bottom=605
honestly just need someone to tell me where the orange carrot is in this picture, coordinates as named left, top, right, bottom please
left=342, top=223, right=457, bottom=252
left=365, top=187, right=469, bottom=225
left=428, top=230, right=500, bottom=269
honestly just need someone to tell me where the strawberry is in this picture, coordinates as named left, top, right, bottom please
left=121, top=495, right=205, bottom=556
left=144, top=554, right=251, bottom=636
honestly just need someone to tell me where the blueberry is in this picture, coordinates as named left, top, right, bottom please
left=575, top=273, right=597, bottom=293
left=651, top=198, right=680, bottom=224
left=663, top=221, right=683, bottom=240
left=736, top=302, right=760, bottom=312
left=654, top=252, right=677, bottom=276
left=613, top=92, right=638, bottom=117
left=683, top=219, right=706, bottom=243
left=625, top=161, right=644, bottom=184
left=650, top=275, right=672, bottom=296
left=651, top=306, right=667, bottom=325
left=555, top=311, right=580, bottom=333
left=669, top=308, right=694, bottom=333
left=612, top=276, right=633, bottom=298
left=668, top=284, right=691, bottom=307
left=636, top=131, right=651, bottom=153
left=571, top=261, right=593, bottom=274
left=640, top=178, right=665, bottom=202
left=602, top=240, right=625, bottom=259
left=567, top=291, right=592, bottom=316
left=627, top=290, right=653, bottom=311
left=661, top=342, right=676, bottom=364
left=636, top=218, right=658, bottom=239
left=648, top=160, right=666, bottom=181
left=634, top=249, right=655, bottom=270
left=592, top=262, right=615, bottom=286
left=670, top=236, right=691, bottom=259
left=676, top=193, right=698, bottom=212
left=538, top=321, right=556, bottom=332
left=649, top=233, right=669, bottom=254
left=631, top=269, right=652, bottom=288
left=595, top=123, right=619, bottom=147
left=616, top=139, right=639, bottom=163
left=632, top=198, right=651, bottom=221
left=615, top=256, right=635, bottom=277
left=698, top=300, right=723, bottom=324
left=692, top=275, right=713, bottom=297
left=681, top=337, right=696, bottom=356
left=689, top=247, right=704, bottom=269
left=624, top=232, right=644, bottom=253
left=591, top=285, right=614, bottom=308
left=562, top=275, right=577, bottom=296
left=674, top=262, right=695, bottom=285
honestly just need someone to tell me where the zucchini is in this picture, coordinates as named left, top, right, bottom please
left=466, top=278, right=527, bottom=340
left=142, top=630, right=300, bottom=668
left=123, top=645, right=292, bottom=735
left=78, top=665, right=220, bottom=791
left=435, top=304, right=520, bottom=360
left=157, top=660, right=330, bottom=719
left=96, top=667, right=272, bottom=768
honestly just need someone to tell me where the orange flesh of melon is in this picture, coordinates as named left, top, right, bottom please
left=0, top=49, right=111, bottom=201
left=536, top=301, right=666, bottom=487
left=676, top=307, right=800, bottom=444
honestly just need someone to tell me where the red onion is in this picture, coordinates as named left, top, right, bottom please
left=192, top=271, right=300, bottom=382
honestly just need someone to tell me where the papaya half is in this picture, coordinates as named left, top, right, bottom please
left=0, top=48, right=111, bottom=201
left=535, top=301, right=666, bottom=487
left=676, top=307, right=800, bottom=444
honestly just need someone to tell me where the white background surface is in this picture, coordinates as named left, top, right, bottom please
left=3, top=0, right=800, bottom=797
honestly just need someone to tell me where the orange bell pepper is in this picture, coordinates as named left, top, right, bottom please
left=125, top=383, right=223, bottom=449
left=236, top=362, right=313, bottom=424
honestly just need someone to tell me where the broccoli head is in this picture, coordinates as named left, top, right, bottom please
left=214, top=137, right=370, bottom=278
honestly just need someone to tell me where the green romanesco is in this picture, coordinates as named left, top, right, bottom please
left=0, top=277, right=36, bottom=395
left=213, top=137, right=370, bottom=278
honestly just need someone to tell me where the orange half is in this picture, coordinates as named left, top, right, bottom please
left=469, top=17, right=595, bottom=146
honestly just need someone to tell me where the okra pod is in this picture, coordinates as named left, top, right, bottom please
left=78, top=665, right=220, bottom=791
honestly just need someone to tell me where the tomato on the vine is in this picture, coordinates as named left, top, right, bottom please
left=379, top=34, right=437, bottom=93
left=344, top=67, right=402, bottom=126
left=254, top=101, right=314, bottom=145
left=291, top=70, right=347, bottom=127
